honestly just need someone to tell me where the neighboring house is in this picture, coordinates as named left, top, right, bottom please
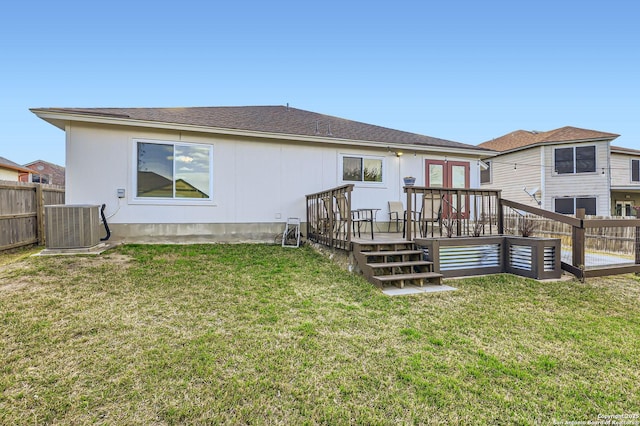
left=0, top=156, right=32, bottom=182
left=19, top=160, right=65, bottom=186
left=31, top=105, right=494, bottom=243
left=478, top=126, right=621, bottom=216
left=610, top=145, right=640, bottom=216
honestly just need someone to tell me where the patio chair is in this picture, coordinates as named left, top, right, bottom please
left=418, top=193, right=443, bottom=237
left=388, top=201, right=404, bottom=232
left=335, top=194, right=371, bottom=239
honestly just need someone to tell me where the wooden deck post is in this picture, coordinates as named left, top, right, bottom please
left=405, top=186, right=413, bottom=241
left=497, top=190, right=504, bottom=235
left=634, top=226, right=640, bottom=265
left=573, top=208, right=586, bottom=270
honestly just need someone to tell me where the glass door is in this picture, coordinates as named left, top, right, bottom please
left=425, top=160, right=470, bottom=218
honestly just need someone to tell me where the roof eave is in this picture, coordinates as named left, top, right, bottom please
left=489, top=137, right=618, bottom=156
left=31, top=109, right=496, bottom=157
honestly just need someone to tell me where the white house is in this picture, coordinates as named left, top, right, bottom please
left=31, top=105, right=495, bottom=243
left=478, top=126, right=621, bottom=216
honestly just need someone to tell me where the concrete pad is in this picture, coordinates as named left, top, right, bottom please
left=34, top=242, right=120, bottom=256
left=382, top=283, right=457, bottom=296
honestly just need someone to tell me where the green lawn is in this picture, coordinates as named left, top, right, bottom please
left=1, top=244, right=639, bottom=425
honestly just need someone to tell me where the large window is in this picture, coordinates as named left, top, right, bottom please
left=554, top=146, right=596, bottom=174
left=632, top=159, right=640, bottom=182
left=554, top=197, right=596, bottom=215
left=341, top=155, right=383, bottom=183
left=136, top=140, right=212, bottom=199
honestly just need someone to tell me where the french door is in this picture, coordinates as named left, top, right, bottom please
left=425, top=160, right=470, bottom=218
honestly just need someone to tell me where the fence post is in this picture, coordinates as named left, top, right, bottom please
left=497, top=192, right=504, bottom=235
left=635, top=226, right=640, bottom=269
left=573, top=208, right=586, bottom=272
left=36, top=184, right=45, bottom=246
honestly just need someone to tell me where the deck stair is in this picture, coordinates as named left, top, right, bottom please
left=352, top=241, right=443, bottom=288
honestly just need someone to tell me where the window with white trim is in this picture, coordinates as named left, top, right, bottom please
left=480, top=161, right=491, bottom=184
left=136, top=140, right=212, bottom=199
left=554, top=146, right=596, bottom=174
left=554, top=197, right=596, bottom=215
left=631, top=159, right=640, bottom=182
left=340, top=154, right=384, bottom=184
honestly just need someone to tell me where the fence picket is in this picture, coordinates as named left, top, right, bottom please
left=0, top=181, right=65, bottom=251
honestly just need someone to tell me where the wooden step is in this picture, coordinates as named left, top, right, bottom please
left=374, top=272, right=443, bottom=288
left=366, top=260, right=433, bottom=269
left=361, top=249, right=423, bottom=257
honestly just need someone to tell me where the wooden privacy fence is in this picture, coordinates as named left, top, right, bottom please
left=0, top=181, right=65, bottom=251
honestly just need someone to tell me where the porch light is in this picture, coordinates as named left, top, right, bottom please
left=396, top=151, right=403, bottom=157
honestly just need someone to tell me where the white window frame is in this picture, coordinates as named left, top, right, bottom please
left=553, top=196, right=597, bottom=215
left=553, top=145, right=597, bottom=175
left=480, top=160, right=491, bottom=184
left=132, top=138, right=214, bottom=205
left=338, top=153, right=386, bottom=187
left=631, top=159, right=640, bottom=183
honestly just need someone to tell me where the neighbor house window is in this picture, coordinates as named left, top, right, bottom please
left=31, top=174, right=50, bottom=184
left=341, top=155, right=383, bottom=183
left=554, top=197, right=596, bottom=215
left=632, top=159, right=640, bottom=182
left=554, top=146, right=596, bottom=174
left=480, top=161, right=491, bottom=184
left=136, top=140, right=212, bottom=199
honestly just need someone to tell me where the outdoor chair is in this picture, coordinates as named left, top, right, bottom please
left=387, top=201, right=405, bottom=232
left=336, top=194, right=371, bottom=239
left=418, top=193, right=443, bottom=237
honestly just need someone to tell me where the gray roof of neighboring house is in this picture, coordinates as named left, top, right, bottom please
left=31, top=105, right=490, bottom=152
left=0, top=156, right=31, bottom=173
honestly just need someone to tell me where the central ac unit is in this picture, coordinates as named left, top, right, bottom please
left=45, top=205, right=101, bottom=249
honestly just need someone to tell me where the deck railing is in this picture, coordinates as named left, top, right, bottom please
left=305, top=184, right=354, bottom=250
left=500, top=199, right=640, bottom=279
left=404, top=187, right=503, bottom=241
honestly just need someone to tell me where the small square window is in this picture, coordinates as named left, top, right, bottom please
left=480, top=161, right=491, bottom=184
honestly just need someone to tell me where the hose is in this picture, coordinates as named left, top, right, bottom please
left=100, top=204, right=111, bottom=241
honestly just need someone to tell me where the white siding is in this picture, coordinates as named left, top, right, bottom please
left=543, top=141, right=610, bottom=215
left=65, top=122, right=483, bottom=229
left=481, top=148, right=543, bottom=208
left=611, top=152, right=640, bottom=187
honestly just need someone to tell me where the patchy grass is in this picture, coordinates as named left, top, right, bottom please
left=1, top=244, right=639, bottom=424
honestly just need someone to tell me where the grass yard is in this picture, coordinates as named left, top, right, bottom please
left=1, top=244, right=639, bottom=425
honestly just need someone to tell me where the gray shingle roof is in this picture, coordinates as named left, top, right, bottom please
left=35, top=105, right=487, bottom=152
left=0, top=156, right=30, bottom=173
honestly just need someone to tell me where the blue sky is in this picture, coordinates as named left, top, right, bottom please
left=1, top=0, right=638, bottom=166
